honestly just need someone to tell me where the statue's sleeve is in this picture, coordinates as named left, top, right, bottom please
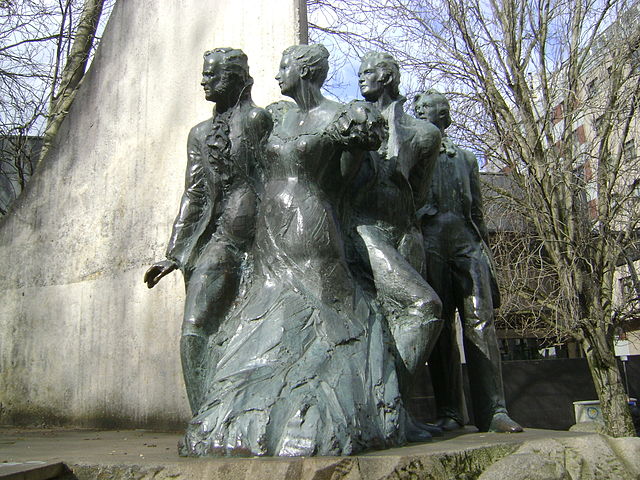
left=265, top=101, right=294, bottom=130
left=165, top=126, right=208, bottom=270
left=468, top=151, right=490, bottom=247
left=409, top=120, right=441, bottom=210
left=468, top=150, right=501, bottom=307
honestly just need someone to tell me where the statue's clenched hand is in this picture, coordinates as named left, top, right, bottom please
left=144, top=260, right=178, bottom=288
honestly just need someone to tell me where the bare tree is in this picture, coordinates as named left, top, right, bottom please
left=40, top=0, right=106, bottom=163
left=0, top=0, right=112, bottom=215
left=310, top=0, right=640, bottom=437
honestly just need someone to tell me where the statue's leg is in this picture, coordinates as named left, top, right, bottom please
left=425, top=247, right=465, bottom=429
left=180, top=333, right=207, bottom=416
left=181, top=242, right=240, bottom=415
left=357, top=225, right=443, bottom=441
left=457, top=253, right=522, bottom=432
left=427, top=310, right=465, bottom=429
left=357, top=224, right=442, bottom=379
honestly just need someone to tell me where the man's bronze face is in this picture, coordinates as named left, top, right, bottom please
left=358, top=59, right=386, bottom=102
left=201, top=55, right=235, bottom=103
left=415, top=95, right=451, bottom=130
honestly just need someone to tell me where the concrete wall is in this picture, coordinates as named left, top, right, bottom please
left=411, top=357, right=640, bottom=430
left=0, top=0, right=306, bottom=429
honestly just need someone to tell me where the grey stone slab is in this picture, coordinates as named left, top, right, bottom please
left=0, top=461, right=64, bottom=480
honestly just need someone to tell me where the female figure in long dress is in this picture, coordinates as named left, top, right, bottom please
left=180, top=44, right=408, bottom=457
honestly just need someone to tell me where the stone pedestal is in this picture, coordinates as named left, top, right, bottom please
left=3, top=427, right=639, bottom=479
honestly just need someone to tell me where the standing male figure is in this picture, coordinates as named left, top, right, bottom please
left=144, top=48, right=272, bottom=414
left=353, top=52, right=443, bottom=439
left=414, top=89, right=522, bottom=433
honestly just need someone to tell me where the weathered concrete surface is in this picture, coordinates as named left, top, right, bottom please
left=478, top=435, right=640, bottom=480
left=568, top=421, right=607, bottom=434
left=0, top=0, right=305, bottom=428
left=0, top=427, right=611, bottom=480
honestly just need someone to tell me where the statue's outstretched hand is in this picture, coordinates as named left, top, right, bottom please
left=326, top=100, right=385, bottom=151
left=144, top=260, right=178, bottom=288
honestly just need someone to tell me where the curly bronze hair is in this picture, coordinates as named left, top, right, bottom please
left=203, top=47, right=254, bottom=91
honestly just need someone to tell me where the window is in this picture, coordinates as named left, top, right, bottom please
left=587, top=80, right=598, bottom=98
left=552, top=102, right=564, bottom=125
left=623, top=139, right=636, bottom=162
left=631, top=46, right=640, bottom=73
left=593, top=115, right=604, bottom=135
left=620, top=275, right=637, bottom=300
left=588, top=198, right=598, bottom=219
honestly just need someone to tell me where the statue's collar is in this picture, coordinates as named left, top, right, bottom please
left=381, top=96, right=406, bottom=118
left=442, top=135, right=457, bottom=157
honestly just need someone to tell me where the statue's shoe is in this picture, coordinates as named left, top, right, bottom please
left=406, top=427, right=432, bottom=443
left=435, top=416, right=464, bottom=431
left=488, top=413, right=524, bottom=433
left=406, top=417, right=442, bottom=442
left=418, top=421, right=444, bottom=437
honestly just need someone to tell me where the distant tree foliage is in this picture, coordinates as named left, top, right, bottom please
left=309, top=0, right=640, bottom=437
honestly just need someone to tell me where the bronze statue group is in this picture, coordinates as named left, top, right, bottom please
left=144, top=45, right=523, bottom=457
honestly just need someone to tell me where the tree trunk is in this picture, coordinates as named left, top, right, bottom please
left=582, top=327, right=635, bottom=437
left=39, top=0, right=105, bottom=164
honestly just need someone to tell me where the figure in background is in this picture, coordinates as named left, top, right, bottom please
left=180, top=44, right=408, bottom=457
left=351, top=51, right=443, bottom=439
left=413, top=89, right=523, bottom=433
left=144, top=48, right=272, bottom=414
